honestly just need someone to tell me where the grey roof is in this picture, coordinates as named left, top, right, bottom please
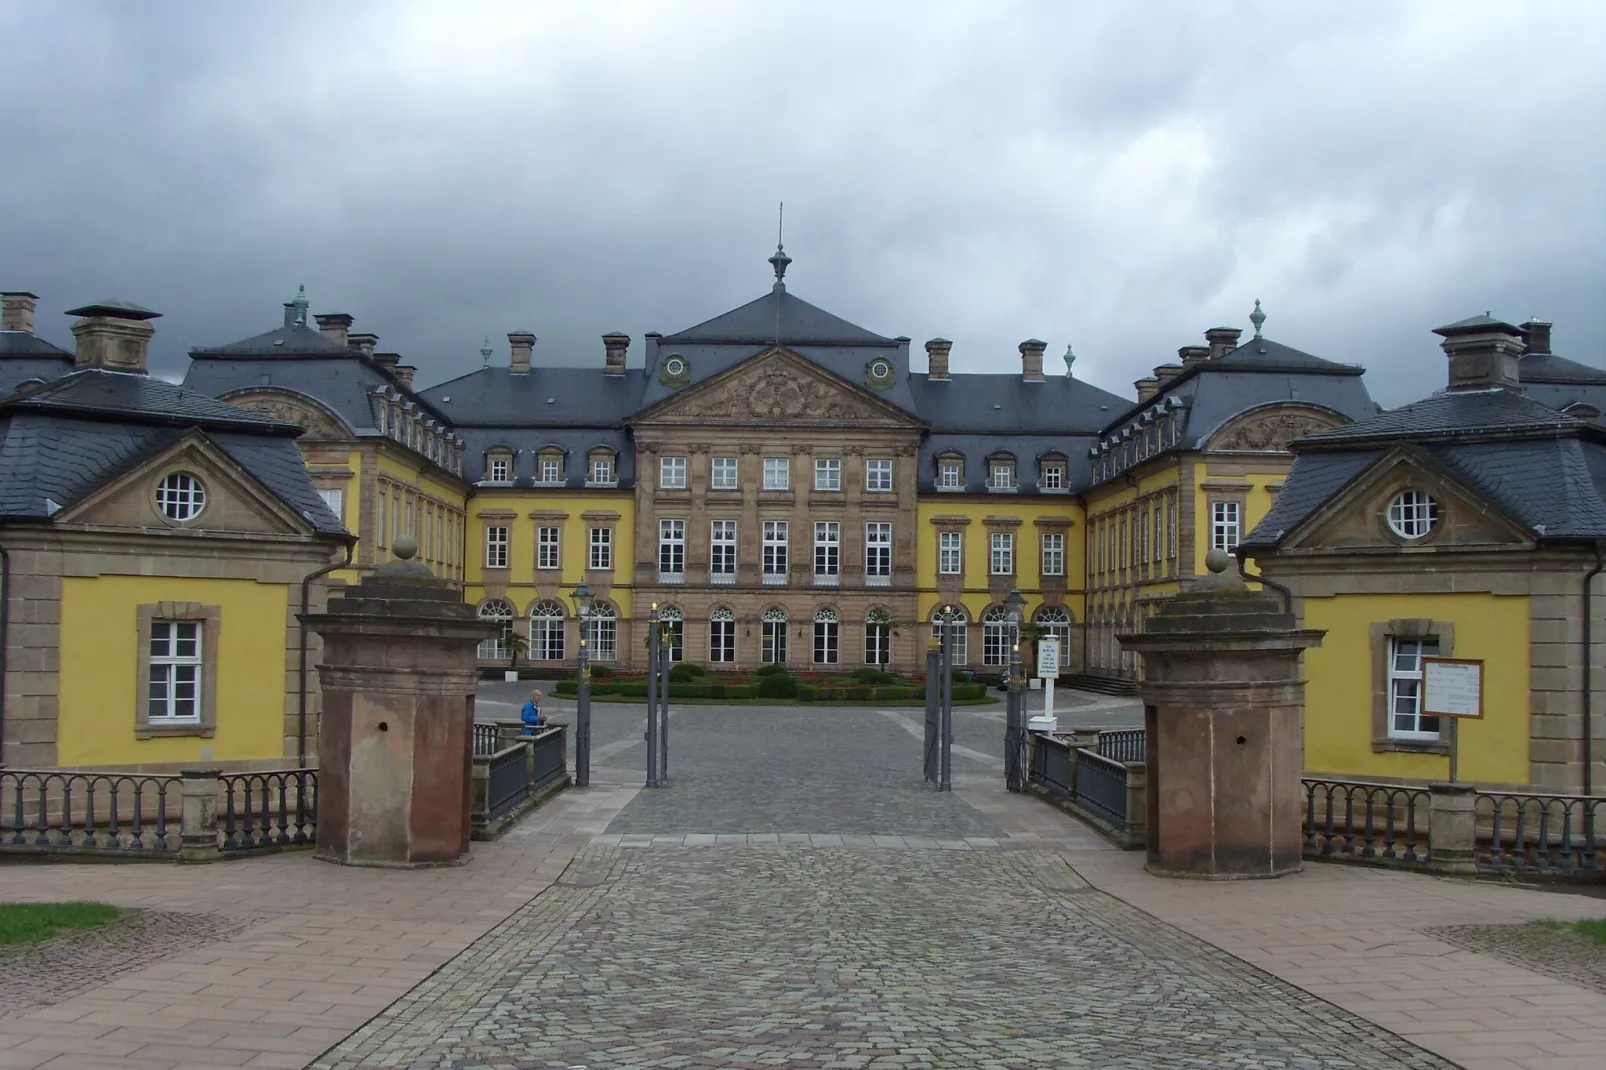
left=186, top=356, right=398, bottom=433
left=1241, top=450, right=1384, bottom=547
left=421, top=367, right=649, bottom=427
left=0, top=332, right=75, bottom=396
left=1297, top=387, right=1584, bottom=445
left=5, top=368, right=295, bottom=431
left=1519, top=351, right=1606, bottom=385
left=907, top=373, right=1129, bottom=435
left=193, top=322, right=349, bottom=356
left=635, top=341, right=921, bottom=415
left=660, top=286, right=897, bottom=347
left=919, top=433, right=1103, bottom=495
left=455, top=427, right=636, bottom=488
left=1434, top=313, right=1519, bottom=336
left=63, top=298, right=161, bottom=320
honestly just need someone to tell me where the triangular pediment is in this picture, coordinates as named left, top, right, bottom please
left=630, top=348, right=924, bottom=429
left=1283, top=445, right=1535, bottom=551
left=58, top=432, right=315, bottom=536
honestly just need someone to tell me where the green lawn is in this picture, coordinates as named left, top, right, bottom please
left=0, top=902, right=123, bottom=946
left=1533, top=918, right=1606, bottom=946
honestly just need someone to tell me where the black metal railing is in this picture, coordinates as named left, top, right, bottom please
left=1098, top=729, right=1145, bottom=764
left=529, top=727, right=566, bottom=794
left=1302, top=778, right=1429, bottom=865
left=486, top=745, right=530, bottom=821
left=0, top=769, right=180, bottom=855
left=1074, top=749, right=1129, bottom=829
left=473, top=722, right=501, bottom=757
left=1027, top=734, right=1074, bottom=798
left=218, top=770, right=318, bottom=851
left=1478, top=791, right=1602, bottom=875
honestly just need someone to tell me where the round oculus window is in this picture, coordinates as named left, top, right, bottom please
left=156, top=472, right=207, bottom=522
left=1386, top=489, right=1438, bottom=539
left=665, top=357, right=686, bottom=376
left=870, top=360, right=891, bottom=379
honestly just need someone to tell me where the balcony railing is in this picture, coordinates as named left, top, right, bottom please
left=762, top=572, right=787, bottom=586
left=813, top=572, right=839, bottom=587
left=658, top=571, right=684, bottom=585
left=710, top=571, right=736, bottom=585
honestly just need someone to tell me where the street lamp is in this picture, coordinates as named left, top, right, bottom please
left=571, top=581, right=594, bottom=787
left=1003, top=586, right=1027, bottom=792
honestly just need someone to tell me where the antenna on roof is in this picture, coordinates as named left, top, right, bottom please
left=768, top=201, right=791, bottom=345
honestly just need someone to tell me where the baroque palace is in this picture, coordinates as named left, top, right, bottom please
left=2, top=252, right=1604, bottom=793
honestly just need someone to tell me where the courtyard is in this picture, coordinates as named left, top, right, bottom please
left=0, top=691, right=1600, bottom=1069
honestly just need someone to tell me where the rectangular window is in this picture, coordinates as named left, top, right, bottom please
left=1040, top=464, right=1064, bottom=491
left=659, top=456, right=687, bottom=489
left=814, top=458, right=842, bottom=491
left=1153, top=502, right=1163, bottom=563
left=538, top=457, right=562, bottom=484
left=485, top=526, right=509, bottom=569
left=710, top=520, right=737, bottom=579
left=1168, top=496, right=1178, bottom=562
left=1389, top=637, right=1443, bottom=739
left=865, top=619, right=891, bottom=666
left=148, top=621, right=202, bottom=723
left=763, top=520, right=788, bottom=581
left=587, top=612, right=617, bottom=662
left=537, top=526, right=561, bottom=570
left=589, top=457, right=614, bottom=484
left=990, top=531, right=1014, bottom=575
left=763, top=457, right=790, bottom=491
left=865, top=459, right=893, bottom=492
left=1041, top=532, right=1065, bottom=577
left=317, top=487, right=344, bottom=522
left=588, top=527, right=612, bottom=570
left=813, top=616, right=839, bottom=664
left=1119, top=518, right=1128, bottom=569
left=489, top=457, right=510, bottom=482
left=938, top=461, right=963, bottom=490
left=990, top=463, right=1016, bottom=490
left=813, top=521, right=840, bottom=581
left=658, top=519, right=685, bottom=580
left=1139, top=511, right=1149, bottom=569
left=377, top=489, right=388, bottom=549
left=865, top=522, right=892, bottom=580
left=711, top=456, right=739, bottom=490
left=1211, top=501, right=1242, bottom=552
left=938, top=531, right=963, bottom=575
left=709, top=616, right=736, bottom=663
left=762, top=616, right=788, bottom=664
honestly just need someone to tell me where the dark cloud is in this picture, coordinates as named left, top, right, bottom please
left=2, top=0, right=1602, bottom=405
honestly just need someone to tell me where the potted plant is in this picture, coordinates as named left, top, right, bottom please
left=503, top=630, right=529, bottom=682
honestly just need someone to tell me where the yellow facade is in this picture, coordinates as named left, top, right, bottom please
left=463, top=490, right=637, bottom=619
left=1299, top=592, right=1531, bottom=785
left=57, top=575, right=292, bottom=767
left=1190, top=460, right=1287, bottom=576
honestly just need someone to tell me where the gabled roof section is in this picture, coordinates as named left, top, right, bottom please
left=1520, top=351, right=1606, bottom=386
left=190, top=323, right=349, bottom=358
left=1296, top=388, right=1587, bottom=447
left=1, top=369, right=297, bottom=434
left=661, top=288, right=896, bottom=347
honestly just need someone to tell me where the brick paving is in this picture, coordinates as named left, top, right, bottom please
left=0, top=698, right=1600, bottom=1069
left=1427, top=923, right=1606, bottom=995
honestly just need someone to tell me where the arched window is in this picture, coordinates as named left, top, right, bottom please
left=865, top=608, right=892, bottom=667
left=813, top=607, right=840, bottom=665
left=930, top=606, right=968, bottom=666
left=477, top=599, right=515, bottom=659
left=982, top=605, right=1017, bottom=667
left=1034, top=605, right=1072, bottom=666
left=709, top=607, right=736, bottom=664
left=585, top=603, right=618, bottom=662
left=658, top=605, right=684, bottom=663
left=761, top=607, right=788, bottom=665
left=528, top=600, right=566, bottom=661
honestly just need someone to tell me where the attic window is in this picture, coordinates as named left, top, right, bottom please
left=1386, top=490, right=1439, bottom=540
left=665, top=356, right=686, bottom=377
left=156, top=473, right=207, bottom=522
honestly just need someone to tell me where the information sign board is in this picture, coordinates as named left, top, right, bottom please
left=1037, top=637, right=1061, bottom=679
left=1422, top=657, right=1484, bottom=719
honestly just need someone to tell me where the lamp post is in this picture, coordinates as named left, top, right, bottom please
left=646, top=603, right=660, bottom=788
left=572, top=581, right=594, bottom=788
left=937, top=603, right=956, bottom=792
left=1004, top=586, right=1027, bottom=792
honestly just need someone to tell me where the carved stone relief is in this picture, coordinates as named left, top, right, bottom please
left=1211, top=408, right=1346, bottom=452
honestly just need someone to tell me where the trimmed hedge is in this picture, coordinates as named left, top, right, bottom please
left=757, top=673, right=799, bottom=698
left=752, top=663, right=791, bottom=677
left=851, top=667, right=896, bottom=685
left=552, top=677, right=989, bottom=703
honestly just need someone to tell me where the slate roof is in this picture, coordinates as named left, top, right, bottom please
left=1296, top=387, right=1583, bottom=445
left=0, top=370, right=345, bottom=535
left=919, top=433, right=1103, bottom=495
left=421, top=367, right=649, bottom=428
left=907, top=373, right=1128, bottom=435
left=1239, top=450, right=1384, bottom=547
left=0, top=331, right=75, bottom=396
left=661, top=286, right=898, bottom=347
left=454, top=427, right=637, bottom=487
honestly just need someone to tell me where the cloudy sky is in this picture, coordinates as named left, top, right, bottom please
left=2, top=1, right=1602, bottom=406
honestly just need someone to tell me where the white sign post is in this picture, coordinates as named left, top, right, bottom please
left=1421, top=657, right=1484, bottom=783
left=1030, top=637, right=1061, bottom=733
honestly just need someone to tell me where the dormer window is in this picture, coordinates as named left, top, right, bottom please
left=1039, top=459, right=1065, bottom=492
left=988, top=456, right=1017, bottom=492
left=536, top=448, right=565, bottom=486
left=936, top=454, right=964, bottom=491
left=486, top=450, right=514, bottom=484
left=587, top=450, right=617, bottom=486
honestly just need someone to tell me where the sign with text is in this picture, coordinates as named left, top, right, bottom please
left=1422, top=657, right=1484, bottom=719
left=1037, top=637, right=1061, bottom=678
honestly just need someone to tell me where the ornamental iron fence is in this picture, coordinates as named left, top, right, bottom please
left=1477, top=791, right=1601, bottom=875
left=1302, top=778, right=1431, bottom=866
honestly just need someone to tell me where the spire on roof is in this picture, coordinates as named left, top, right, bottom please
left=284, top=284, right=309, bottom=328
left=768, top=201, right=791, bottom=293
left=1250, top=298, right=1266, bottom=339
left=1063, top=343, right=1076, bottom=377
left=480, top=337, right=493, bottom=367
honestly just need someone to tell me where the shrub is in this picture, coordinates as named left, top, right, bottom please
left=753, top=663, right=791, bottom=677
left=554, top=680, right=578, bottom=696
left=671, top=683, right=726, bottom=700
left=951, top=668, right=974, bottom=684
left=851, top=667, right=896, bottom=685
left=668, top=663, right=698, bottom=683
left=727, top=684, right=760, bottom=700
left=796, top=684, right=815, bottom=701
left=953, top=683, right=988, bottom=701
left=589, top=664, right=613, bottom=679
left=614, top=682, right=650, bottom=698
left=847, top=685, right=871, bottom=701
left=757, top=673, right=799, bottom=698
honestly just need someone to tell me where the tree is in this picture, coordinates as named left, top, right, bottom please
left=503, top=629, right=530, bottom=675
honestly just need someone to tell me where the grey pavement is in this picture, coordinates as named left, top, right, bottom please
left=312, top=692, right=1456, bottom=1069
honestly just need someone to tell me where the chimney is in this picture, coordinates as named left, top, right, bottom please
left=1434, top=314, right=1524, bottom=392
left=602, top=332, right=630, bottom=376
left=925, top=338, right=952, bottom=380
left=372, top=350, right=399, bottom=372
left=392, top=365, right=416, bottom=389
left=1520, top=319, right=1552, bottom=355
left=508, top=331, right=536, bottom=375
left=1179, top=345, right=1210, bottom=365
left=65, top=299, right=161, bottom=373
left=1204, top=327, right=1242, bottom=359
left=1152, top=362, right=1186, bottom=387
left=348, top=333, right=379, bottom=358
left=1, top=292, right=38, bottom=333
left=315, top=313, right=353, bottom=348
left=1019, top=338, right=1047, bottom=382
left=1134, top=376, right=1161, bottom=403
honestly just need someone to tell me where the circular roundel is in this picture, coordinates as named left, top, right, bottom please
left=870, top=359, right=891, bottom=379
left=1386, top=489, right=1439, bottom=539
left=156, top=472, right=207, bottom=522
left=665, top=356, right=686, bottom=377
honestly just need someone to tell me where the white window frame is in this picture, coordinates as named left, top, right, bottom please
left=1388, top=636, right=1443, bottom=740
left=156, top=472, right=206, bottom=522
left=588, top=456, right=615, bottom=485
left=931, top=610, right=967, bottom=665
left=710, top=519, right=737, bottom=580
left=814, top=458, right=842, bottom=491
left=762, top=520, right=788, bottom=582
left=1040, top=463, right=1064, bottom=491
left=938, top=460, right=963, bottom=491
left=763, top=457, right=790, bottom=491
left=588, top=527, right=612, bottom=571
left=709, top=608, right=736, bottom=663
left=989, top=462, right=1016, bottom=492
left=938, top=531, right=963, bottom=575
left=528, top=601, right=566, bottom=661
left=1041, top=532, right=1064, bottom=577
left=761, top=608, right=788, bottom=664
left=586, top=605, right=618, bottom=662
left=710, top=456, right=739, bottom=490
left=537, top=526, right=561, bottom=571
left=317, top=488, right=344, bottom=521
left=147, top=620, right=203, bottom=723
left=659, top=455, right=688, bottom=490
left=538, top=456, right=563, bottom=485
left=488, top=456, right=511, bottom=483
left=1387, top=490, right=1440, bottom=540
left=813, top=521, right=840, bottom=581
left=477, top=600, right=515, bottom=659
left=813, top=608, right=840, bottom=665
left=865, top=522, right=892, bottom=582
left=865, top=458, right=893, bottom=492
left=485, top=526, right=509, bottom=569
left=1211, top=501, right=1242, bottom=552
left=982, top=606, right=1015, bottom=667
left=658, top=519, right=686, bottom=582
left=990, top=531, right=1014, bottom=576
left=659, top=605, right=684, bottom=663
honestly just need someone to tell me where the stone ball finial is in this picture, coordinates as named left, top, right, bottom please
left=393, top=534, right=419, bottom=560
left=1205, top=548, right=1232, bottom=573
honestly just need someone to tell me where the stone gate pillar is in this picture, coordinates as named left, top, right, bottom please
left=1118, top=551, right=1324, bottom=879
left=301, top=537, right=495, bottom=867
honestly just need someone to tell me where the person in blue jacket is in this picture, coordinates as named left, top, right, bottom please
left=519, top=688, right=546, bottom=735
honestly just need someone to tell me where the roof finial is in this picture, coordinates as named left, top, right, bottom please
left=1062, top=343, right=1076, bottom=377
left=480, top=336, right=493, bottom=368
left=1249, top=298, right=1266, bottom=339
left=291, top=283, right=309, bottom=327
left=768, top=201, right=791, bottom=292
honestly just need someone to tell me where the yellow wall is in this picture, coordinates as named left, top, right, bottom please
left=464, top=490, right=636, bottom=617
left=915, top=496, right=1086, bottom=627
left=1301, top=592, right=1531, bottom=784
left=58, top=575, right=291, bottom=766
left=1191, top=462, right=1285, bottom=574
